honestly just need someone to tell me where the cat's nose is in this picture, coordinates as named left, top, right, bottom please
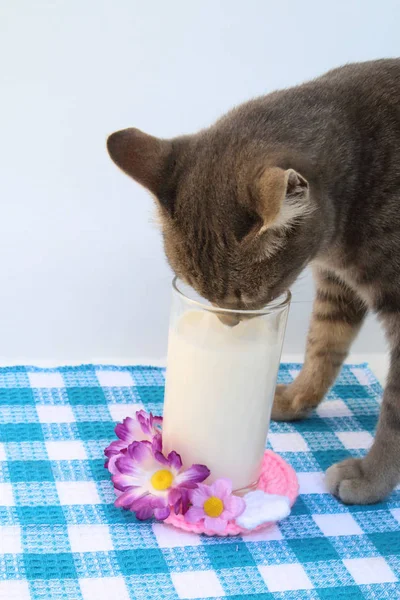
left=213, top=299, right=242, bottom=327
left=217, top=313, right=241, bottom=327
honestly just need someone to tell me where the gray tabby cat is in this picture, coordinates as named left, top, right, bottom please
left=107, top=59, right=400, bottom=504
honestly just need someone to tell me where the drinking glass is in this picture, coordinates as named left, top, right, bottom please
left=162, top=277, right=291, bottom=491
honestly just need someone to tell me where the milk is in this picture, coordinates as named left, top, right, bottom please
left=163, top=310, right=281, bottom=491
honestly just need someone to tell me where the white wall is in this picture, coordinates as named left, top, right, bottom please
left=0, top=0, right=397, bottom=363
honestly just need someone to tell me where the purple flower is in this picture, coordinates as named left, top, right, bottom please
left=104, top=440, right=127, bottom=474
left=112, top=440, right=210, bottom=520
left=136, top=410, right=162, bottom=437
left=104, top=410, right=162, bottom=473
left=185, top=478, right=246, bottom=533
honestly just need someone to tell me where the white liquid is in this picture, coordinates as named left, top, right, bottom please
left=163, top=310, right=280, bottom=490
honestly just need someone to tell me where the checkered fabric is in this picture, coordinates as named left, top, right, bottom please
left=0, top=364, right=399, bottom=600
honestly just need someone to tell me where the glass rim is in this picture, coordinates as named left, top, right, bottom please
left=172, top=277, right=291, bottom=316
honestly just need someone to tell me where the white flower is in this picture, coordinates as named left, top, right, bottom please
left=236, top=490, right=291, bottom=530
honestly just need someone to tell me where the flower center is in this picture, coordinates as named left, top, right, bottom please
left=150, top=469, right=174, bottom=491
left=203, top=496, right=224, bottom=518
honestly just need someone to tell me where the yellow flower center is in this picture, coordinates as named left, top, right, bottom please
left=150, top=469, right=174, bottom=491
left=203, top=496, right=224, bottom=518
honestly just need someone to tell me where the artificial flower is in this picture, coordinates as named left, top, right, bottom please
left=136, top=409, right=163, bottom=436
left=112, top=440, right=210, bottom=520
left=104, top=410, right=162, bottom=473
left=236, top=490, right=291, bottom=530
left=185, top=478, right=245, bottom=533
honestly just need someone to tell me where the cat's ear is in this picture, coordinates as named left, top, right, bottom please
left=107, top=128, right=173, bottom=197
left=255, top=167, right=310, bottom=233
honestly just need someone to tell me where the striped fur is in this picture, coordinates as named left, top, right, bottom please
left=108, top=59, right=400, bottom=504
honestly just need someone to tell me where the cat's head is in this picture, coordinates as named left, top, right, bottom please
left=107, top=127, right=321, bottom=310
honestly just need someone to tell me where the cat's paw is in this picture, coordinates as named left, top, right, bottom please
left=325, top=458, right=390, bottom=504
left=271, top=385, right=312, bottom=421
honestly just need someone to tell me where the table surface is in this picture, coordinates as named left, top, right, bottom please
left=0, top=363, right=399, bottom=600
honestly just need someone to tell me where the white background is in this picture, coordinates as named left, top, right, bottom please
left=0, top=0, right=397, bottom=364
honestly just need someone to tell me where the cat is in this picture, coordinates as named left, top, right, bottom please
left=107, top=59, right=400, bottom=505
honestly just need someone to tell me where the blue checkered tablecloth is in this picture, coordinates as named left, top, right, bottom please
left=0, top=364, right=399, bottom=600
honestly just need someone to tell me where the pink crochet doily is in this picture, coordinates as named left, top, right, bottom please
left=165, top=450, right=299, bottom=536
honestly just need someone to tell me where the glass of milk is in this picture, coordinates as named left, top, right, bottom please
left=162, top=278, right=291, bottom=492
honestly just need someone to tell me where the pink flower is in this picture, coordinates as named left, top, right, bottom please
left=104, top=410, right=162, bottom=474
left=112, top=440, right=210, bottom=520
left=185, top=478, right=246, bottom=533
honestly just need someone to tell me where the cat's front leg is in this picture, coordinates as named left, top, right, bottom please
left=272, top=268, right=366, bottom=421
left=326, top=317, right=400, bottom=504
